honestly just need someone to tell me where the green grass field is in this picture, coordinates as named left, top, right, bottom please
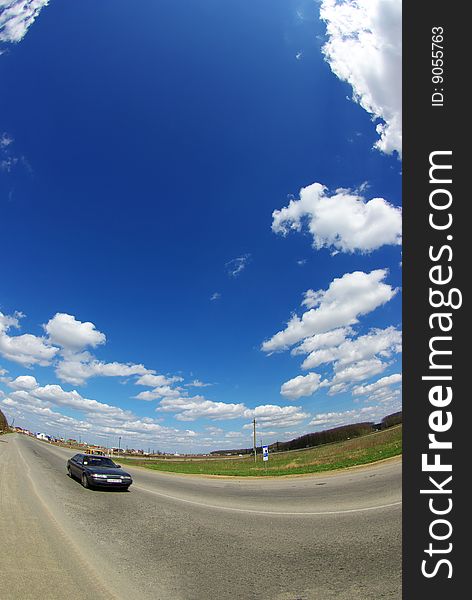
left=118, top=425, right=402, bottom=477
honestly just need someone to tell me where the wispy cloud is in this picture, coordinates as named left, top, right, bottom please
left=0, top=132, right=31, bottom=174
left=185, top=379, right=213, bottom=388
left=0, top=0, right=50, bottom=44
left=272, top=182, right=401, bottom=254
left=0, top=132, right=13, bottom=148
left=0, top=310, right=58, bottom=367
left=225, top=254, right=251, bottom=277
left=262, top=269, right=398, bottom=353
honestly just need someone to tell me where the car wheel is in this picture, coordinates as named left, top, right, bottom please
left=67, top=466, right=72, bottom=478
left=81, top=473, right=89, bottom=489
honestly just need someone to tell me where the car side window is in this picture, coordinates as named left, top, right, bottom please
left=76, top=455, right=83, bottom=464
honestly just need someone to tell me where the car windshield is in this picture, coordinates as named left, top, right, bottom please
left=83, top=457, right=116, bottom=468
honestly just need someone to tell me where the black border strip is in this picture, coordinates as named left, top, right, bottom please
left=403, top=2, right=465, bottom=597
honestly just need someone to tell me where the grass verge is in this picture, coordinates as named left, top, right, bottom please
left=118, top=425, right=402, bottom=477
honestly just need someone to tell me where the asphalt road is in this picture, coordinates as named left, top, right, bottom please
left=0, top=434, right=402, bottom=599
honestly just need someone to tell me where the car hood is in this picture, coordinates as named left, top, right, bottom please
left=85, top=467, right=132, bottom=477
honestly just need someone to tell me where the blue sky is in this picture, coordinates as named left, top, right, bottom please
left=1, top=0, right=402, bottom=452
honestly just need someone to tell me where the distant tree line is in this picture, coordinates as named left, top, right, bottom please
left=211, top=411, right=402, bottom=455
left=0, top=408, right=9, bottom=433
left=267, top=422, right=374, bottom=453
left=380, top=411, right=402, bottom=429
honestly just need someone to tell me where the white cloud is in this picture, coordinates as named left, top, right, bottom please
left=26, top=384, right=132, bottom=419
left=136, top=373, right=183, bottom=387
left=44, top=313, right=106, bottom=351
left=1, top=388, right=199, bottom=448
left=0, top=0, right=50, bottom=44
left=244, top=405, right=310, bottom=429
left=6, top=381, right=140, bottom=432
left=156, top=393, right=310, bottom=429
left=185, top=379, right=213, bottom=388
left=134, top=385, right=182, bottom=401
left=320, top=0, right=402, bottom=156
left=272, top=182, right=401, bottom=253
left=42, top=313, right=157, bottom=385
left=301, top=326, right=401, bottom=370
left=328, top=358, right=387, bottom=395
left=0, top=132, right=13, bottom=148
left=158, top=395, right=247, bottom=422
left=0, top=310, right=58, bottom=366
left=285, top=326, right=402, bottom=396
left=291, top=327, right=353, bottom=356
left=262, top=270, right=397, bottom=353
left=210, top=292, right=221, bottom=301
left=353, top=373, right=401, bottom=398
left=225, top=254, right=251, bottom=277
left=280, top=372, right=324, bottom=400
left=8, top=375, right=38, bottom=390
left=205, top=425, right=224, bottom=435
left=55, top=356, right=152, bottom=386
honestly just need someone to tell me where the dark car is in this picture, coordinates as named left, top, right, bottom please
left=67, top=453, right=133, bottom=490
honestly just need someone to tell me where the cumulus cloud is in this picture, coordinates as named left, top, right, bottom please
left=156, top=393, right=310, bottom=429
left=0, top=1, right=50, bottom=44
left=134, top=386, right=182, bottom=401
left=300, top=326, right=401, bottom=370
left=28, top=385, right=132, bottom=419
left=272, top=182, right=401, bottom=253
left=291, top=327, right=353, bottom=356
left=328, top=358, right=387, bottom=395
left=158, top=395, right=247, bottom=422
left=244, top=404, right=310, bottom=429
left=44, top=313, right=106, bottom=351
left=320, top=0, right=402, bottom=156
left=262, top=269, right=397, bottom=353
left=41, top=313, right=160, bottom=386
left=352, top=373, right=402, bottom=403
left=136, top=373, right=183, bottom=387
left=7, top=381, right=133, bottom=422
left=55, top=356, right=153, bottom=386
left=280, top=372, right=324, bottom=400
left=1, top=385, right=198, bottom=448
left=8, top=375, right=38, bottom=390
left=284, top=326, right=402, bottom=397
left=0, top=310, right=58, bottom=366
left=0, top=307, right=169, bottom=388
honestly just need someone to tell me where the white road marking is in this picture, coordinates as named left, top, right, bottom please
left=134, top=484, right=402, bottom=516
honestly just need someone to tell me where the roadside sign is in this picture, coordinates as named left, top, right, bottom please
left=262, top=445, right=269, bottom=461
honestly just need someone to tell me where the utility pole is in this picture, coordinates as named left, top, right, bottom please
left=253, top=419, right=257, bottom=462
left=118, top=436, right=121, bottom=453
